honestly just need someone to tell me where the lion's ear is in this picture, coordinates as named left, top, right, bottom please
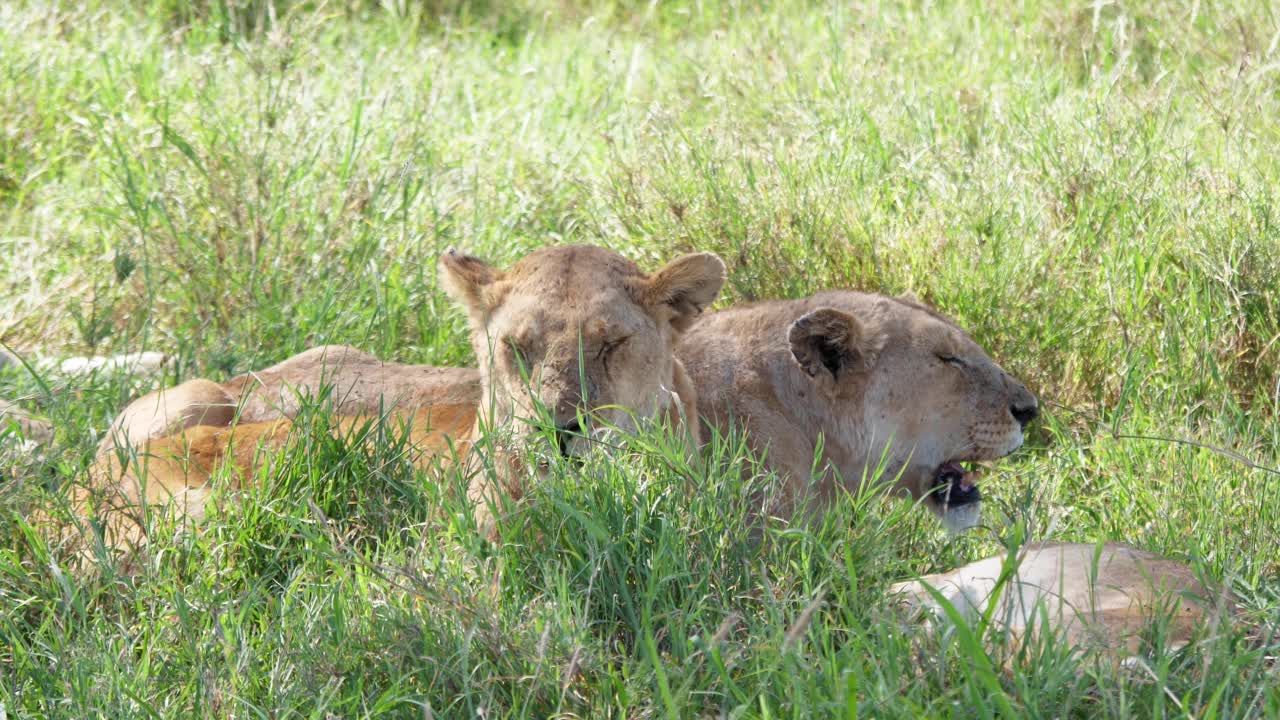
left=439, top=249, right=506, bottom=318
left=633, top=252, right=726, bottom=331
left=788, top=307, right=880, bottom=381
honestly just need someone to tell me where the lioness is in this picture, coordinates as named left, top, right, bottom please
left=676, top=291, right=1038, bottom=530
left=889, top=542, right=1228, bottom=663
left=68, top=245, right=725, bottom=553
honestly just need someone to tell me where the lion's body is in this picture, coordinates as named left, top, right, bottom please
left=98, top=345, right=482, bottom=454
left=46, top=345, right=481, bottom=561
left=61, top=402, right=478, bottom=559
left=888, top=542, right=1224, bottom=662
left=222, top=345, right=481, bottom=424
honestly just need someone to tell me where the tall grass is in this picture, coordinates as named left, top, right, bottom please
left=1, top=0, right=1278, bottom=716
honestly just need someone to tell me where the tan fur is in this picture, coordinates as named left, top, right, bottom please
left=439, top=245, right=725, bottom=534
left=33, top=345, right=481, bottom=565
left=57, top=245, right=724, bottom=557
left=888, top=542, right=1228, bottom=663
left=221, top=345, right=481, bottom=423
left=99, top=379, right=238, bottom=452
left=98, top=344, right=482, bottom=454
left=77, top=403, right=478, bottom=557
left=677, top=291, right=1038, bottom=528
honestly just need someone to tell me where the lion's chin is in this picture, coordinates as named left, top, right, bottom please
left=920, top=458, right=987, bottom=532
left=938, top=501, right=982, bottom=534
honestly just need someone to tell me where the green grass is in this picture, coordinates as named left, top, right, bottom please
left=2, top=0, right=1279, bottom=715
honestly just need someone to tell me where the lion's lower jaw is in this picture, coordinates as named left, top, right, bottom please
left=939, top=501, right=982, bottom=534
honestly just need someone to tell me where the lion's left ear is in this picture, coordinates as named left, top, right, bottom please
left=788, top=307, right=882, bottom=381
left=632, top=252, right=727, bottom=331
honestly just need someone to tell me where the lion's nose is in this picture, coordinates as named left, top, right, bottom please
left=1010, top=399, right=1038, bottom=428
left=554, top=418, right=582, bottom=457
left=1006, top=379, right=1039, bottom=429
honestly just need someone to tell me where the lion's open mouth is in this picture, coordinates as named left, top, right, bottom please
left=931, top=461, right=984, bottom=507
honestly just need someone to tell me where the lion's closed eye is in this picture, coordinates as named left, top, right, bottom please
left=602, top=336, right=630, bottom=355
left=597, top=336, right=631, bottom=372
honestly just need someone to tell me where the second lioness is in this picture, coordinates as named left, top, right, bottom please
left=76, top=245, right=725, bottom=552
left=677, top=291, right=1038, bottom=530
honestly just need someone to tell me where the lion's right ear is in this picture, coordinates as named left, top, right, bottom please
left=632, top=252, right=727, bottom=332
left=787, top=307, right=881, bottom=381
left=439, top=249, right=506, bottom=318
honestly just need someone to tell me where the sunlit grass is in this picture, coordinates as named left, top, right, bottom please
left=1, top=0, right=1278, bottom=715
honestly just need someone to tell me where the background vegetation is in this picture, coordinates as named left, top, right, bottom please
left=1, top=0, right=1277, bottom=715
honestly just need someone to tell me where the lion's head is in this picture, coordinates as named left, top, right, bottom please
left=440, top=244, right=725, bottom=462
left=785, top=292, right=1038, bottom=530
